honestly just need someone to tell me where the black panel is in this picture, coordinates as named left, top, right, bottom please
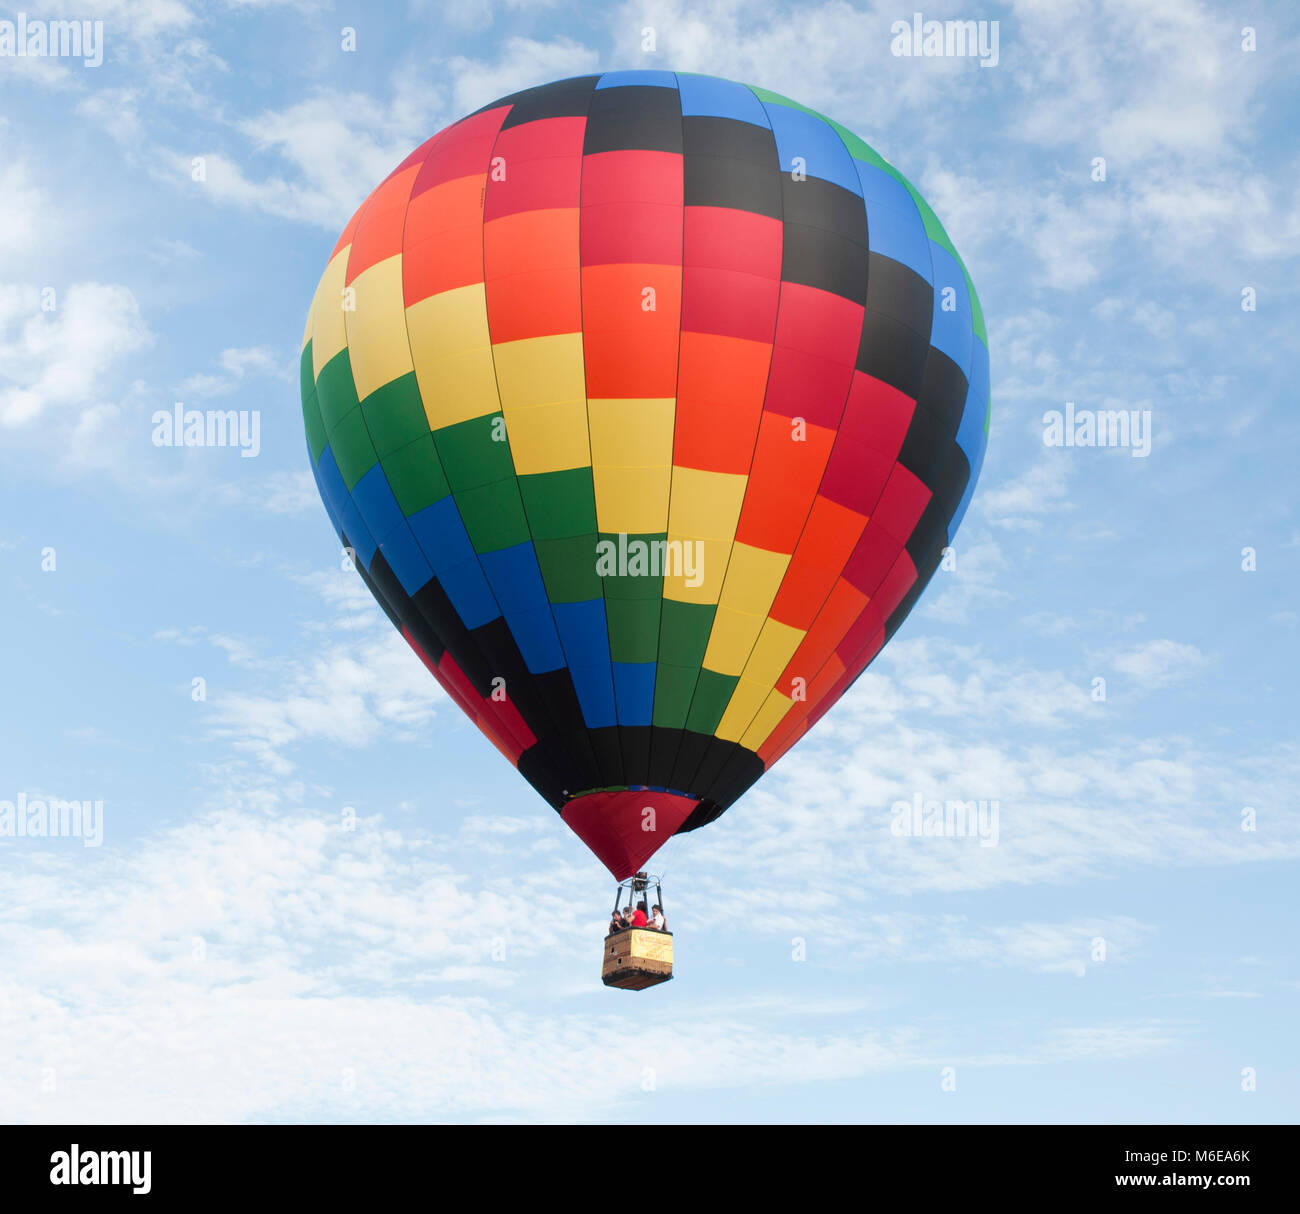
left=517, top=745, right=567, bottom=810
left=532, top=669, right=602, bottom=792
left=916, top=347, right=969, bottom=438
left=683, top=155, right=782, bottom=219
left=494, top=76, right=600, bottom=128
left=682, top=115, right=777, bottom=164
left=415, top=578, right=490, bottom=689
left=647, top=725, right=685, bottom=790
left=587, top=726, right=625, bottom=788
left=780, top=175, right=867, bottom=247
left=780, top=222, right=868, bottom=305
left=675, top=797, right=726, bottom=834
left=932, top=442, right=972, bottom=525
left=668, top=729, right=714, bottom=796
left=351, top=541, right=414, bottom=639
left=583, top=86, right=682, bottom=154
left=856, top=311, right=928, bottom=399
left=865, top=253, right=933, bottom=338
left=690, top=738, right=740, bottom=797
left=897, top=404, right=950, bottom=490
left=904, top=495, right=950, bottom=571
left=704, top=747, right=765, bottom=809
left=620, top=724, right=653, bottom=787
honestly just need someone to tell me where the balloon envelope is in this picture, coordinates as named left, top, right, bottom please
left=300, top=72, right=990, bottom=878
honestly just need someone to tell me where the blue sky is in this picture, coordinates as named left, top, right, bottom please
left=1, top=0, right=1298, bottom=1124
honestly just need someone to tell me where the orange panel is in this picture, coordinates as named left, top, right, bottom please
left=733, top=413, right=836, bottom=552
left=769, top=497, right=868, bottom=628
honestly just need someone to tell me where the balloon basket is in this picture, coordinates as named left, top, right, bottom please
left=602, top=927, right=674, bottom=991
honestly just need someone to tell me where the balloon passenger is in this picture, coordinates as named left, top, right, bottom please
left=628, top=902, right=648, bottom=927
left=649, top=905, right=666, bottom=931
left=609, top=909, right=627, bottom=934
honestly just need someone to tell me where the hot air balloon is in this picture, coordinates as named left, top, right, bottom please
left=299, top=72, right=989, bottom=986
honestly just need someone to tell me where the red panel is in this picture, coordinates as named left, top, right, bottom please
left=683, top=206, right=782, bottom=279
left=581, top=264, right=681, bottom=398
left=345, top=164, right=422, bottom=284
left=869, top=465, right=932, bottom=545
left=484, top=154, right=583, bottom=220
left=778, top=577, right=868, bottom=687
left=681, top=267, right=781, bottom=344
left=493, top=115, right=587, bottom=163
left=561, top=789, right=699, bottom=879
left=819, top=372, right=916, bottom=514
left=768, top=496, right=868, bottom=629
left=842, top=519, right=906, bottom=596
left=581, top=150, right=682, bottom=205
left=581, top=201, right=682, bottom=266
left=411, top=107, right=509, bottom=197
left=734, top=412, right=836, bottom=552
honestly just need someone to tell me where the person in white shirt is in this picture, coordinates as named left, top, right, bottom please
left=649, top=905, right=666, bottom=931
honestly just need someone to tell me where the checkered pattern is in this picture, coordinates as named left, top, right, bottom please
left=301, top=71, right=989, bottom=844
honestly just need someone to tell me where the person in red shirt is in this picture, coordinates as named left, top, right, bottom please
left=627, top=902, right=648, bottom=928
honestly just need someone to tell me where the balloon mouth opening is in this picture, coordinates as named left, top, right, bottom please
left=561, top=789, right=701, bottom=880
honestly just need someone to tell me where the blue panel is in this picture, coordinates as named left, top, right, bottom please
left=676, top=74, right=769, bottom=126
left=948, top=438, right=986, bottom=540
left=597, top=70, right=677, bottom=90
left=612, top=661, right=656, bottom=725
left=437, top=558, right=499, bottom=630
left=378, top=525, right=434, bottom=597
left=480, top=543, right=565, bottom=672
left=315, top=445, right=349, bottom=521
left=955, top=338, right=990, bottom=467
left=761, top=103, right=861, bottom=195
left=927, top=243, right=973, bottom=376
left=553, top=599, right=616, bottom=728
left=352, top=463, right=405, bottom=546
left=407, top=497, right=478, bottom=570
left=337, top=495, right=377, bottom=571
left=855, top=161, right=917, bottom=219
left=310, top=445, right=347, bottom=537
left=865, top=203, right=932, bottom=283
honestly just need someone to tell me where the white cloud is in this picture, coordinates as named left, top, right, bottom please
left=0, top=282, right=151, bottom=427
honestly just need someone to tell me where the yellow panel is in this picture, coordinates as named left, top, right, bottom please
left=416, top=347, right=501, bottom=431
left=714, top=676, right=771, bottom=742
left=663, top=536, right=732, bottom=604
left=406, top=282, right=491, bottom=358
left=593, top=464, right=671, bottom=533
left=740, top=618, right=806, bottom=689
left=344, top=254, right=414, bottom=401
left=739, top=687, right=796, bottom=751
left=716, top=543, right=791, bottom=617
left=702, top=605, right=766, bottom=676
left=504, top=399, right=591, bottom=475
left=310, top=249, right=350, bottom=379
left=492, top=333, right=586, bottom=409
left=588, top=398, right=674, bottom=468
left=667, top=466, right=747, bottom=540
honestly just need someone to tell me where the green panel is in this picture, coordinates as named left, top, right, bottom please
left=360, top=372, right=430, bottom=459
left=315, top=348, right=360, bottom=433
left=653, top=662, right=701, bottom=729
left=606, top=597, right=660, bottom=664
left=456, top=478, right=530, bottom=553
left=434, top=413, right=515, bottom=492
left=328, top=405, right=379, bottom=490
left=747, top=84, right=820, bottom=117
left=657, top=599, right=715, bottom=668
left=518, top=467, right=598, bottom=540
left=535, top=534, right=602, bottom=602
left=299, top=342, right=316, bottom=408
left=302, top=384, right=328, bottom=466
left=686, top=669, right=740, bottom=735
left=825, top=118, right=891, bottom=172
left=597, top=532, right=667, bottom=600
left=381, top=433, right=449, bottom=517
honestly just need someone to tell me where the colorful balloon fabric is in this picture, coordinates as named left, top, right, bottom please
left=300, top=72, right=990, bottom=879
